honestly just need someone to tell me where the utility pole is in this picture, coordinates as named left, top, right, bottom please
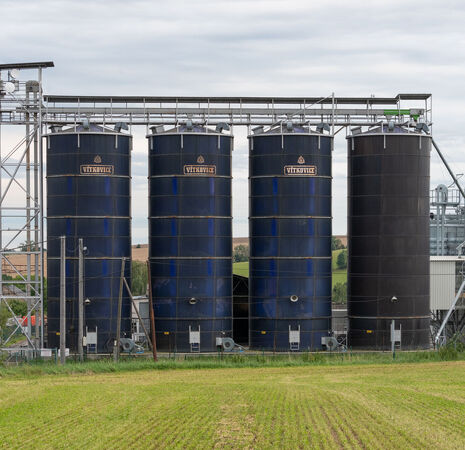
left=114, top=257, right=125, bottom=362
left=60, top=235, right=66, bottom=364
left=78, top=238, right=84, bottom=362
left=391, top=320, right=395, bottom=359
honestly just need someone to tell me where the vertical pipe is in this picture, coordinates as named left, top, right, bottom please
left=115, top=257, right=125, bottom=362
left=441, top=205, right=445, bottom=256
left=60, top=235, right=66, bottom=364
left=436, top=195, right=440, bottom=256
left=78, top=238, right=84, bottom=362
left=147, top=260, right=158, bottom=361
left=331, top=92, right=335, bottom=135
left=38, top=68, right=44, bottom=350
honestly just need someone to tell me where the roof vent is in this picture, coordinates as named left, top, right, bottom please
left=215, top=122, right=230, bottom=133
left=415, top=122, right=429, bottom=133
left=114, top=122, right=128, bottom=132
left=316, top=123, right=330, bottom=133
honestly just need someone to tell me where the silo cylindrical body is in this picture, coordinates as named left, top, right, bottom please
left=347, top=128, right=431, bottom=349
left=249, top=128, right=332, bottom=351
left=148, top=127, right=232, bottom=352
left=47, top=126, right=132, bottom=353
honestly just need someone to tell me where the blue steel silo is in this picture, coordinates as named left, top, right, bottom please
left=148, top=124, right=232, bottom=352
left=347, top=126, right=431, bottom=349
left=47, top=124, right=131, bottom=353
left=249, top=124, right=332, bottom=351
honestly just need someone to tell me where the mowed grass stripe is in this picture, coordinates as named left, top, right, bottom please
left=1, top=362, right=465, bottom=449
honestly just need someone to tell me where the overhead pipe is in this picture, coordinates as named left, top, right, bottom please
left=432, top=139, right=465, bottom=200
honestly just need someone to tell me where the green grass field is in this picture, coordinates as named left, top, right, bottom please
left=331, top=249, right=347, bottom=288
left=233, top=249, right=347, bottom=289
left=332, top=268, right=347, bottom=286
left=1, top=360, right=464, bottom=448
left=233, top=261, right=249, bottom=277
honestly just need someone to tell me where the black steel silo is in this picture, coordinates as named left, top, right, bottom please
left=148, top=126, right=232, bottom=352
left=47, top=125, right=131, bottom=353
left=347, top=127, right=431, bottom=349
left=249, top=127, right=332, bottom=351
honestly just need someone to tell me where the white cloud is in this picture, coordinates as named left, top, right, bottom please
left=2, top=0, right=465, bottom=241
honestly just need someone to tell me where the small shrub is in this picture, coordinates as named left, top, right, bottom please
left=332, top=282, right=347, bottom=304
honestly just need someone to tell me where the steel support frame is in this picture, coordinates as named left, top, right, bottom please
left=40, top=94, right=432, bottom=129
left=0, top=64, right=48, bottom=357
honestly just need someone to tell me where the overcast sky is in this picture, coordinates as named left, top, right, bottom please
left=2, top=0, right=465, bottom=243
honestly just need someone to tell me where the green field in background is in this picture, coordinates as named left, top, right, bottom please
left=332, top=268, right=347, bottom=287
left=233, top=249, right=347, bottom=288
left=1, top=362, right=464, bottom=448
left=233, top=261, right=249, bottom=277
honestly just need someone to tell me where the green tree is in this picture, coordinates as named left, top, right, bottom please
left=8, top=299, right=27, bottom=316
left=336, top=249, right=348, bottom=269
left=233, top=245, right=249, bottom=263
left=332, top=282, right=347, bottom=304
left=331, top=237, right=345, bottom=251
left=131, top=261, right=148, bottom=296
left=18, top=241, right=40, bottom=251
left=0, top=304, right=10, bottom=330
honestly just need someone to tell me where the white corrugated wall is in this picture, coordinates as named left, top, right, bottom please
left=430, top=259, right=455, bottom=310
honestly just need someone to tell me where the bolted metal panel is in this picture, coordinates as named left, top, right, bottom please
left=347, top=131, right=431, bottom=349
left=47, top=127, right=132, bottom=353
left=148, top=129, right=233, bottom=352
left=249, top=130, right=332, bottom=351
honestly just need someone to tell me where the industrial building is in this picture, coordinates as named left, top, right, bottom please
left=429, top=185, right=465, bottom=343
left=5, top=61, right=462, bottom=358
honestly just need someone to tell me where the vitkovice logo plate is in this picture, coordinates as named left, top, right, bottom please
left=80, top=155, right=114, bottom=175
left=284, top=155, right=317, bottom=176
left=183, top=155, right=217, bottom=175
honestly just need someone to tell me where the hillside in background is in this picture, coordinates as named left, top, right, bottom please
left=233, top=249, right=347, bottom=289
